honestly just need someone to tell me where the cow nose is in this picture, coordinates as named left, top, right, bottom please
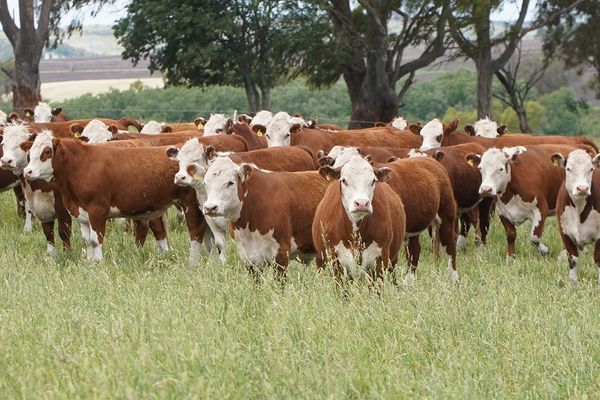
left=24, top=168, right=32, bottom=177
left=174, top=174, right=187, bottom=184
left=1, top=158, right=12, bottom=167
left=203, top=204, right=218, bottom=215
left=353, top=199, right=370, bottom=211
left=480, top=186, right=493, bottom=196
left=576, top=185, right=589, bottom=194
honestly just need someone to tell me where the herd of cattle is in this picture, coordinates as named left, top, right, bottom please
left=0, top=102, right=599, bottom=285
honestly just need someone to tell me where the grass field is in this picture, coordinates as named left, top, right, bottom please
left=0, top=190, right=600, bottom=398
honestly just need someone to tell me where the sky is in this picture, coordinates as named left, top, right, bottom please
left=4, top=1, right=538, bottom=28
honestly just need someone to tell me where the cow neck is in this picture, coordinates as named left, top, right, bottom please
left=567, top=185, right=595, bottom=224
left=232, top=171, right=267, bottom=230
left=498, top=164, right=514, bottom=204
left=52, top=139, right=86, bottom=201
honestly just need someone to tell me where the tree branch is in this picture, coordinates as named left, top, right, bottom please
left=491, top=0, right=530, bottom=72
left=0, top=0, right=19, bottom=46
left=37, top=0, right=55, bottom=46
left=356, top=0, right=385, bottom=36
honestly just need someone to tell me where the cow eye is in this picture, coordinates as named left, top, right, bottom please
left=284, top=133, right=290, bottom=138
left=341, top=178, right=347, bottom=185
left=216, top=128, right=222, bottom=133
left=499, top=167, right=504, bottom=172
left=566, top=167, right=571, bottom=172
left=372, top=179, right=377, bottom=185
left=265, top=134, right=270, bottom=139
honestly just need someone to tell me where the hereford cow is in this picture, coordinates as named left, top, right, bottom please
left=552, top=150, right=600, bottom=283
left=466, top=144, right=591, bottom=257
left=1, top=126, right=71, bottom=254
left=318, top=146, right=412, bottom=167
left=313, top=157, right=406, bottom=284
left=27, top=118, right=142, bottom=137
left=200, top=157, right=329, bottom=275
left=22, top=133, right=207, bottom=264
left=464, top=117, right=508, bottom=138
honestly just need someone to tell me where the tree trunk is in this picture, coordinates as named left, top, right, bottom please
left=516, top=106, right=530, bottom=133
left=12, top=53, right=41, bottom=114
left=242, top=76, right=260, bottom=113
left=476, top=62, right=493, bottom=119
left=260, top=86, right=270, bottom=110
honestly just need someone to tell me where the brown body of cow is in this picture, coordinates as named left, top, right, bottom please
left=26, top=118, right=142, bottom=137
left=312, top=175, right=406, bottom=283
left=207, top=145, right=316, bottom=171
left=113, top=131, right=249, bottom=152
left=226, top=121, right=267, bottom=150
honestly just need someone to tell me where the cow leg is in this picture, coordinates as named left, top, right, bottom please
left=181, top=194, right=207, bottom=266
left=529, top=204, right=549, bottom=255
left=149, top=214, right=169, bottom=253
left=87, top=211, right=107, bottom=262
left=404, top=236, right=420, bottom=285
left=41, top=221, right=57, bottom=256
left=439, top=215, right=458, bottom=282
left=499, top=215, right=517, bottom=257
left=22, top=197, right=33, bottom=233
left=274, top=248, right=289, bottom=280
left=57, top=208, right=72, bottom=251
left=134, top=221, right=149, bottom=247
left=457, top=212, right=472, bottom=251
left=477, top=197, right=494, bottom=246
left=13, top=186, right=25, bottom=218
left=562, top=234, right=579, bottom=283
left=595, top=240, right=600, bottom=284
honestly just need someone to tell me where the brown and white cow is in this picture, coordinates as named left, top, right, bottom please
left=313, top=156, right=406, bottom=284
left=199, top=157, right=329, bottom=274
left=1, top=126, right=71, bottom=253
left=204, top=114, right=267, bottom=150
left=464, top=117, right=508, bottom=138
left=466, top=144, right=591, bottom=257
left=317, top=146, right=412, bottom=166
left=552, top=150, right=600, bottom=283
left=22, top=133, right=207, bottom=264
left=27, top=118, right=142, bottom=137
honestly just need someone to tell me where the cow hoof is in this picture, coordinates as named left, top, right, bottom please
left=46, top=244, right=58, bottom=257
left=569, top=269, right=578, bottom=284
left=449, top=270, right=459, bottom=283
left=538, top=244, right=549, bottom=256
left=456, top=235, right=468, bottom=251
left=403, top=272, right=415, bottom=287
left=558, top=249, right=568, bottom=261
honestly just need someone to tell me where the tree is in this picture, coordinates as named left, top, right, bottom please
left=299, top=0, right=449, bottom=128
left=114, top=1, right=327, bottom=113
left=0, top=0, right=110, bottom=113
left=541, top=0, right=600, bottom=98
left=493, top=43, right=548, bottom=132
left=447, top=0, right=582, bottom=119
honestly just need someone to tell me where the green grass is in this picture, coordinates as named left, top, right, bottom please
left=0, top=191, right=599, bottom=398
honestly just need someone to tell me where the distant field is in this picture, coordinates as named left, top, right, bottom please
left=0, top=190, right=599, bottom=397
left=42, top=78, right=164, bottom=101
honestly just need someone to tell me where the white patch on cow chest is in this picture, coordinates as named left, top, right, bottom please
left=233, top=226, right=280, bottom=267
left=334, top=241, right=382, bottom=279
left=560, top=205, right=600, bottom=247
left=25, top=188, right=55, bottom=222
left=496, top=194, right=539, bottom=226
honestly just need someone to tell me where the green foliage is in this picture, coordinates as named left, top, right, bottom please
left=539, top=87, right=588, bottom=135
left=499, top=100, right=546, bottom=133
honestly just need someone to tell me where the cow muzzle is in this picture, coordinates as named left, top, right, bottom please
left=1, top=158, right=13, bottom=168
left=203, top=203, right=219, bottom=216
left=479, top=185, right=494, bottom=197
left=574, top=184, right=590, bottom=196
left=351, top=199, right=372, bottom=214
left=174, top=174, right=190, bottom=186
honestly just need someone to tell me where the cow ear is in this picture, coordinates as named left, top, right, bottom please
left=444, top=118, right=459, bottom=135
left=290, top=123, right=302, bottom=134
left=205, top=145, right=216, bottom=161
left=161, top=126, right=173, bottom=133
left=194, top=117, right=206, bottom=129
left=308, top=118, right=317, bottom=129
left=166, top=146, right=179, bottom=160
left=374, top=122, right=385, bottom=127
left=387, top=156, right=399, bottom=163
left=187, top=164, right=206, bottom=180
left=51, top=107, right=62, bottom=116
left=364, top=154, right=373, bottom=165
left=225, top=119, right=234, bottom=134
left=20, top=141, right=33, bottom=152
left=593, top=154, right=600, bottom=168
left=70, top=123, right=84, bottom=135
left=107, top=125, right=118, bottom=135
left=551, top=153, right=566, bottom=168
left=27, top=133, right=37, bottom=142
left=408, top=123, right=422, bottom=135
left=239, top=163, right=254, bottom=181
left=434, top=150, right=445, bottom=161
left=375, top=167, right=392, bottom=182
left=465, top=125, right=476, bottom=136
left=497, top=124, right=508, bottom=136
left=318, top=156, right=334, bottom=167
left=465, top=153, right=481, bottom=167
left=23, top=108, right=34, bottom=118
left=319, top=166, right=340, bottom=181
left=317, top=150, right=325, bottom=159
left=7, top=112, right=19, bottom=122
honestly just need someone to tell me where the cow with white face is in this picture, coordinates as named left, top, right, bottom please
left=552, top=149, right=600, bottom=283
left=201, top=157, right=329, bottom=274
left=140, top=120, right=164, bottom=134
left=265, top=117, right=303, bottom=147
left=464, top=117, right=508, bottom=138
left=78, top=119, right=115, bottom=143
left=419, top=118, right=459, bottom=151
left=318, top=146, right=360, bottom=169
left=467, top=144, right=583, bottom=257
left=203, top=114, right=229, bottom=136
left=32, top=102, right=53, bottom=123
left=391, top=116, right=408, bottom=130
left=313, top=156, right=406, bottom=283
left=249, top=110, right=273, bottom=136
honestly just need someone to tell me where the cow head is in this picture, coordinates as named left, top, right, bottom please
left=167, top=138, right=210, bottom=187
left=0, top=123, right=33, bottom=173
left=202, top=157, right=252, bottom=219
left=552, top=149, right=600, bottom=199
left=320, top=156, right=391, bottom=225
left=391, top=116, right=408, bottom=130
left=237, top=113, right=253, bottom=126
left=203, top=113, right=230, bottom=136
left=250, top=110, right=273, bottom=134
left=468, top=146, right=526, bottom=197
left=140, top=120, right=163, bottom=134
left=465, top=117, right=507, bottom=138
left=319, top=146, right=360, bottom=169
left=33, top=102, right=53, bottom=123
left=23, top=130, right=56, bottom=181
left=78, top=120, right=114, bottom=143
left=419, top=118, right=458, bottom=151
left=194, top=117, right=207, bottom=129
left=265, top=117, right=303, bottom=147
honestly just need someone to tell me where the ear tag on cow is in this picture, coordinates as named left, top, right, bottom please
left=193, top=172, right=203, bottom=180
left=197, top=123, right=204, bottom=130
left=25, top=111, right=31, bottom=117
left=467, top=159, right=475, bottom=167
left=257, top=130, right=264, bottom=137
left=553, top=158, right=560, bottom=167
left=74, top=132, right=81, bottom=138
left=326, top=174, right=332, bottom=182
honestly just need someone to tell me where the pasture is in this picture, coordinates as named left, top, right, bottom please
left=0, top=191, right=599, bottom=398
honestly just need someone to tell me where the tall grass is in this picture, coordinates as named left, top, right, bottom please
left=0, top=191, right=599, bottom=398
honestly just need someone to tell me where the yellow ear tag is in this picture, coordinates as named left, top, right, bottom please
left=257, top=130, right=264, bottom=137
left=553, top=159, right=560, bottom=167
left=193, top=172, right=203, bottom=180
left=326, top=174, right=332, bottom=182
left=197, top=123, right=204, bottom=130
left=74, top=132, right=81, bottom=138
left=467, top=159, right=475, bottom=167
left=25, top=111, right=31, bottom=117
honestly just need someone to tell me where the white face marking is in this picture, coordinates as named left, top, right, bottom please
left=80, top=119, right=112, bottom=143
left=1, top=124, right=32, bottom=174
left=173, top=138, right=209, bottom=187
left=473, top=117, right=499, bottom=138
left=288, top=116, right=307, bottom=127
left=391, top=116, right=408, bottom=130
left=265, top=118, right=293, bottom=147
left=273, top=111, right=291, bottom=121
left=560, top=206, right=600, bottom=248
left=407, top=149, right=428, bottom=158
left=250, top=110, right=273, bottom=129
left=419, top=118, right=444, bottom=151
left=326, top=146, right=359, bottom=169
left=34, top=102, right=52, bottom=123
left=564, top=149, right=596, bottom=199
left=338, top=157, right=378, bottom=228
left=23, top=131, right=54, bottom=181
left=496, top=194, right=538, bottom=226
left=140, top=120, right=163, bottom=134
left=203, top=113, right=228, bottom=136
left=233, top=226, right=279, bottom=268
left=477, top=148, right=518, bottom=196
left=202, top=157, right=245, bottom=220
